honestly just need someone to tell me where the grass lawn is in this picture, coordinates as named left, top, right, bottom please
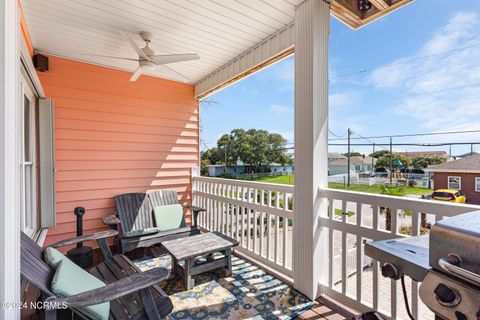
left=241, top=175, right=433, bottom=196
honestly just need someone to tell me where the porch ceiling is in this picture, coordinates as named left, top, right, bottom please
left=22, top=0, right=413, bottom=90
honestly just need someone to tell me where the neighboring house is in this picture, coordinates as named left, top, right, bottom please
left=328, top=152, right=347, bottom=163
left=454, top=151, right=479, bottom=160
left=426, top=154, right=480, bottom=204
left=207, top=163, right=293, bottom=177
left=400, top=150, right=448, bottom=160
left=329, top=156, right=376, bottom=175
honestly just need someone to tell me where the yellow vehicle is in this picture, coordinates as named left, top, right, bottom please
left=432, top=189, right=467, bottom=203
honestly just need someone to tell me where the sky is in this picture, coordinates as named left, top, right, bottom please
left=200, top=0, right=480, bottom=157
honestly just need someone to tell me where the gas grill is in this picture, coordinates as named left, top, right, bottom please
left=365, top=210, right=480, bottom=320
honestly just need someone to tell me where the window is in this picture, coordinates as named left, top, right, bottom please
left=448, top=176, right=461, bottom=190
left=20, top=80, right=37, bottom=237
left=476, top=177, right=480, bottom=192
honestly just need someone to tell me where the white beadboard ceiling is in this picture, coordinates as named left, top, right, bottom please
left=22, top=0, right=303, bottom=84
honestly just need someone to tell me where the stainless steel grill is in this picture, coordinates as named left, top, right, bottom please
left=365, top=210, right=480, bottom=320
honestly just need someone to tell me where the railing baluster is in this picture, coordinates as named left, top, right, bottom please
left=242, top=208, right=246, bottom=248
left=283, top=192, right=288, bottom=268
left=213, top=183, right=220, bottom=231
left=328, top=198, right=334, bottom=288
left=247, top=188, right=251, bottom=250
left=356, top=202, right=362, bottom=303
left=391, top=207, right=398, bottom=319
left=283, top=218, right=288, bottom=268
left=267, top=213, right=272, bottom=261
left=341, top=200, right=347, bottom=295
left=275, top=215, right=280, bottom=264
left=373, top=260, right=379, bottom=311
left=253, top=188, right=258, bottom=254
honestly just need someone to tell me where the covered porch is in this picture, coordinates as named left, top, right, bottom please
left=3, top=0, right=479, bottom=319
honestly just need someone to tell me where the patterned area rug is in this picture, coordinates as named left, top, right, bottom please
left=133, top=253, right=314, bottom=319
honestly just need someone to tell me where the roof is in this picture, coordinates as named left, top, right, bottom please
left=329, top=156, right=376, bottom=167
left=455, top=152, right=479, bottom=158
left=401, top=151, right=448, bottom=159
left=22, top=0, right=414, bottom=91
left=328, top=152, right=347, bottom=159
left=426, top=154, right=480, bottom=173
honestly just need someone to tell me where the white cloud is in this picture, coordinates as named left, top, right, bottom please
left=329, top=91, right=360, bottom=108
left=370, top=11, right=480, bottom=138
left=259, top=57, right=294, bottom=92
left=270, top=104, right=293, bottom=116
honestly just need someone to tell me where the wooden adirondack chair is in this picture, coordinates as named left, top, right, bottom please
left=21, top=231, right=173, bottom=319
left=104, top=190, right=205, bottom=254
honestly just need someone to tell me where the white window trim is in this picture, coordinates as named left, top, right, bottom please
left=20, top=77, right=37, bottom=237
left=475, top=177, right=480, bottom=192
left=448, top=176, right=461, bottom=190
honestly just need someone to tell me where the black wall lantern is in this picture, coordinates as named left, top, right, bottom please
left=358, top=0, right=373, bottom=12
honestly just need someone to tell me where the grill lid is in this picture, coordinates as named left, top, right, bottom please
left=429, top=210, right=480, bottom=279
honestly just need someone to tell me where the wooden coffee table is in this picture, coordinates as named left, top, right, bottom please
left=162, top=232, right=239, bottom=290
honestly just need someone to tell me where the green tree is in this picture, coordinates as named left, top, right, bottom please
left=369, top=150, right=390, bottom=158
left=375, top=153, right=410, bottom=169
left=201, top=147, right=223, bottom=165
left=202, top=129, right=292, bottom=173
left=411, top=155, right=446, bottom=169
left=200, top=160, right=210, bottom=176
left=343, top=152, right=362, bottom=157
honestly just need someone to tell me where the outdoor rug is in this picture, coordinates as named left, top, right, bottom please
left=133, top=252, right=315, bottom=320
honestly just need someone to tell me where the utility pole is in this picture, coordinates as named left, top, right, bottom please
left=471, top=143, right=474, bottom=156
left=347, top=128, right=351, bottom=187
left=389, top=136, right=393, bottom=185
left=449, top=145, right=452, bottom=159
left=372, top=142, right=375, bottom=172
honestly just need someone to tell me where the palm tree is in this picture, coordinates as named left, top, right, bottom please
left=380, top=185, right=406, bottom=231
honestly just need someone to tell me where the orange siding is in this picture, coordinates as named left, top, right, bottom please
left=38, top=56, right=199, bottom=246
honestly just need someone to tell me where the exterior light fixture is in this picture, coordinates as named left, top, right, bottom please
left=358, top=0, right=373, bottom=12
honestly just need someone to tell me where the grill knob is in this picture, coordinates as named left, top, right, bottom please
left=434, top=283, right=459, bottom=306
left=381, top=263, right=399, bottom=280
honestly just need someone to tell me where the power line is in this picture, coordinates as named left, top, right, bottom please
left=360, top=82, right=480, bottom=104
left=333, top=41, right=480, bottom=79
left=328, top=129, right=480, bottom=141
left=329, top=142, right=480, bottom=147
left=329, top=129, right=346, bottom=138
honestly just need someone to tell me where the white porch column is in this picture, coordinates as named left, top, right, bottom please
left=293, top=0, right=330, bottom=299
left=0, top=0, right=21, bottom=317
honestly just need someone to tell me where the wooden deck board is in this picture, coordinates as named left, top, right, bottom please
left=297, top=302, right=349, bottom=320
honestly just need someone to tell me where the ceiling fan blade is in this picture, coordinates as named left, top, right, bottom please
left=151, top=53, right=200, bottom=65
left=119, top=30, right=150, bottom=62
left=129, top=67, right=143, bottom=82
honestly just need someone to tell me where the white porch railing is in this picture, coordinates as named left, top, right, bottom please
left=318, top=188, right=480, bottom=320
left=192, top=176, right=294, bottom=277
left=192, top=177, right=480, bottom=320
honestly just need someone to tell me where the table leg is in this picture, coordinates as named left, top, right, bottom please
left=224, top=248, right=232, bottom=277
left=171, top=255, right=178, bottom=277
left=185, top=258, right=193, bottom=290
left=206, top=253, right=214, bottom=262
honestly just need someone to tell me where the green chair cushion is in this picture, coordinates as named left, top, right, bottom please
left=44, top=247, right=67, bottom=269
left=51, top=259, right=110, bottom=320
left=153, top=204, right=186, bottom=231
left=123, top=227, right=160, bottom=238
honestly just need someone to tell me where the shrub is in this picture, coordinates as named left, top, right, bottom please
left=408, top=179, right=417, bottom=187
left=399, top=225, right=429, bottom=236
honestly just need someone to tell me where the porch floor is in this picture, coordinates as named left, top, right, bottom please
left=297, top=303, right=348, bottom=320
left=131, top=246, right=316, bottom=319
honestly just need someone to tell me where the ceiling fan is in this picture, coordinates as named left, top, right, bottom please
left=110, top=30, right=200, bottom=82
